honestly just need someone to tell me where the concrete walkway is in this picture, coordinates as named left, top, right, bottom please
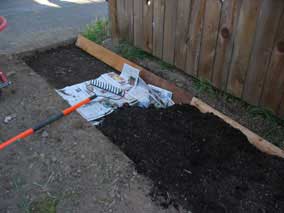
left=0, top=0, right=108, bottom=54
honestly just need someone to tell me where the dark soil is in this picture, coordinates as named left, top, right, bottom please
left=24, top=44, right=284, bottom=212
left=24, top=45, right=116, bottom=88
left=98, top=105, right=284, bottom=213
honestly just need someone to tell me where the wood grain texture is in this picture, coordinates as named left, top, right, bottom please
left=261, top=13, right=284, bottom=113
left=109, top=0, right=119, bottom=42
left=227, top=0, right=262, bottom=97
left=143, top=0, right=153, bottom=53
left=125, top=0, right=134, bottom=42
left=117, top=0, right=128, bottom=39
left=114, top=0, right=284, bottom=117
left=243, top=0, right=284, bottom=105
left=153, top=0, right=165, bottom=58
left=174, top=0, right=192, bottom=70
left=133, top=0, right=143, bottom=49
left=212, top=0, right=242, bottom=90
left=185, top=0, right=206, bottom=77
left=198, top=0, right=222, bottom=81
left=190, top=97, right=284, bottom=158
left=162, top=0, right=178, bottom=64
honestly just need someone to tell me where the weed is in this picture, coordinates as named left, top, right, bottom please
left=114, top=41, right=151, bottom=61
left=83, top=19, right=110, bottom=44
left=18, top=196, right=32, bottom=213
left=193, top=79, right=218, bottom=98
left=29, top=197, right=58, bottom=213
left=157, top=60, right=175, bottom=70
left=247, top=106, right=279, bottom=122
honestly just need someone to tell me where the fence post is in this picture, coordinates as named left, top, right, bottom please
left=109, top=0, right=119, bottom=44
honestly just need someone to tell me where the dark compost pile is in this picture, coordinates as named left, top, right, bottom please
left=98, top=105, right=284, bottom=213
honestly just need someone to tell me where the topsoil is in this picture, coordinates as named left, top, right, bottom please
left=98, top=105, right=284, bottom=213
left=24, top=44, right=284, bottom=212
left=24, top=45, right=116, bottom=88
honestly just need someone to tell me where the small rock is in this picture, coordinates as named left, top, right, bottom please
left=40, top=153, right=45, bottom=159
left=41, top=131, right=49, bottom=138
left=3, top=114, right=16, bottom=124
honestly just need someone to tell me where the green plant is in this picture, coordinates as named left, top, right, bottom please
left=247, top=106, right=278, bottom=122
left=193, top=79, right=218, bottom=98
left=29, top=197, right=58, bottom=213
left=157, top=60, right=175, bottom=70
left=115, top=41, right=151, bottom=60
left=83, top=19, right=110, bottom=44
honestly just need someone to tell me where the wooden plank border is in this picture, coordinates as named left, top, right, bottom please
left=75, top=35, right=284, bottom=159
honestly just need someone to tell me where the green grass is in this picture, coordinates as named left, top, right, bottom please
left=115, top=41, right=151, bottom=60
left=29, top=197, right=58, bottom=213
left=83, top=19, right=110, bottom=44
left=193, top=79, right=218, bottom=98
left=247, top=105, right=282, bottom=124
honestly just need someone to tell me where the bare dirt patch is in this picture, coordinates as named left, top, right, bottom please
left=24, top=45, right=116, bottom=88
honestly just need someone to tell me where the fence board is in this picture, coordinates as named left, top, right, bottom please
left=243, top=0, right=284, bottom=105
left=133, top=0, right=143, bottom=49
left=227, top=0, right=262, bottom=97
left=143, top=0, right=153, bottom=53
left=116, top=0, right=128, bottom=39
left=153, top=0, right=165, bottom=58
left=162, top=0, right=178, bottom=64
left=261, top=13, right=284, bottom=113
left=112, top=0, right=284, bottom=117
left=212, top=0, right=241, bottom=90
left=109, top=0, right=119, bottom=42
left=125, top=0, right=134, bottom=42
left=185, top=0, right=206, bottom=77
left=198, top=0, right=222, bottom=81
left=174, top=0, right=192, bottom=70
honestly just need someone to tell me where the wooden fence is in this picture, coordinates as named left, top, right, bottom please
left=109, top=0, right=284, bottom=117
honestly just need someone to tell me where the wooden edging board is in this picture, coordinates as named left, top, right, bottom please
left=76, top=35, right=284, bottom=159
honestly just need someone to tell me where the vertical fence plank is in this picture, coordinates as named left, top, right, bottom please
left=261, top=13, right=284, bottom=113
left=227, top=0, right=262, bottom=97
left=125, top=0, right=134, bottom=42
left=162, top=0, right=178, bottom=64
left=212, top=0, right=242, bottom=90
left=109, top=0, right=119, bottom=42
left=134, top=0, right=143, bottom=49
left=243, top=0, right=284, bottom=105
left=174, top=0, right=192, bottom=70
left=117, top=0, right=128, bottom=39
left=198, top=0, right=222, bottom=81
left=143, top=0, right=154, bottom=53
left=185, top=0, right=206, bottom=77
left=153, top=0, right=165, bottom=58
